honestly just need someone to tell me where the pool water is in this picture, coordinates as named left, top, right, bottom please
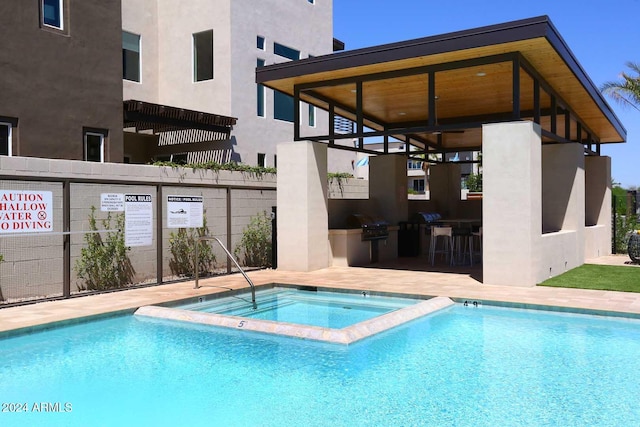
left=175, top=287, right=419, bottom=328
left=1, top=304, right=640, bottom=426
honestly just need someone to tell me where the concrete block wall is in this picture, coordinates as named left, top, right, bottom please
left=328, top=177, right=368, bottom=199
left=0, top=156, right=276, bottom=302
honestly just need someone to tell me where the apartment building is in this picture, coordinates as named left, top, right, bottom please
left=0, top=0, right=123, bottom=162
left=1, top=0, right=353, bottom=172
left=122, top=0, right=354, bottom=171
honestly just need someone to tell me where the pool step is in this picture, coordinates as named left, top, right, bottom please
left=134, top=297, right=455, bottom=345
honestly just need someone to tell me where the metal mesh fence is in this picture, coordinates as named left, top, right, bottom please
left=0, top=176, right=276, bottom=307
left=70, top=183, right=157, bottom=295
left=230, top=188, right=276, bottom=270
left=161, top=186, right=228, bottom=282
left=0, top=180, right=63, bottom=303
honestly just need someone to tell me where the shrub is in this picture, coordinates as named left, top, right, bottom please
left=465, top=173, right=483, bottom=192
left=169, top=213, right=216, bottom=277
left=152, top=160, right=276, bottom=176
left=75, top=206, right=134, bottom=291
left=234, top=211, right=272, bottom=268
left=614, top=214, right=639, bottom=253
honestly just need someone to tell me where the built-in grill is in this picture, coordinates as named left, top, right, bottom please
left=411, top=212, right=442, bottom=224
left=347, top=214, right=390, bottom=241
left=346, top=214, right=389, bottom=263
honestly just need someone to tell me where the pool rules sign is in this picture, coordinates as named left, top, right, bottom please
left=124, top=194, right=153, bottom=247
left=0, top=190, right=53, bottom=233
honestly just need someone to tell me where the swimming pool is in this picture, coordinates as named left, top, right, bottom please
left=1, top=303, right=639, bottom=426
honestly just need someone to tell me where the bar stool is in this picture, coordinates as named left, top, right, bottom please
left=454, top=226, right=474, bottom=266
left=429, top=226, right=455, bottom=266
left=471, top=226, right=483, bottom=263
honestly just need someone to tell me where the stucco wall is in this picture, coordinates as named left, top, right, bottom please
left=229, top=0, right=333, bottom=167
left=483, top=121, right=611, bottom=286
left=122, top=0, right=159, bottom=102
left=1, top=0, right=123, bottom=161
left=121, top=0, right=355, bottom=172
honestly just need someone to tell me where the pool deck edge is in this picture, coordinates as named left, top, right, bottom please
left=2, top=262, right=640, bottom=335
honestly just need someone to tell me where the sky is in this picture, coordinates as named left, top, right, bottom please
left=333, top=0, right=640, bottom=189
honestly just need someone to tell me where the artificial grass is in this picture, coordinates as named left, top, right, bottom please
left=540, top=264, right=640, bottom=292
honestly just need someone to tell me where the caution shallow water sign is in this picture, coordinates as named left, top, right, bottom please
left=0, top=190, right=53, bottom=233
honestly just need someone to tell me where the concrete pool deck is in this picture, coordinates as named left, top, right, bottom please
left=1, top=254, right=639, bottom=335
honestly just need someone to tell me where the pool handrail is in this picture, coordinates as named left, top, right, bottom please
left=194, top=236, right=257, bottom=309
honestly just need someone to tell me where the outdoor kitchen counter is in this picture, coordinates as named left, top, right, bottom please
left=329, top=226, right=399, bottom=267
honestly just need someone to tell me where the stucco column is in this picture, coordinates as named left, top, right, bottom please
left=585, top=156, right=612, bottom=257
left=429, top=163, right=462, bottom=217
left=369, top=154, right=408, bottom=224
left=276, top=141, right=329, bottom=271
left=541, top=143, right=585, bottom=270
left=483, top=121, right=541, bottom=286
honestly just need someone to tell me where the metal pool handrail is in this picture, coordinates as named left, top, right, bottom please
left=194, top=236, right=257, bottom=309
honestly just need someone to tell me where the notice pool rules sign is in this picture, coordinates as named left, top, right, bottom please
left=167, top=195, right=203, bottom=228
left=0, top=190, right=53, bottom=233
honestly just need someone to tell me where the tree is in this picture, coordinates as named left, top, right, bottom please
left=600, top=62, right=640, bottom=111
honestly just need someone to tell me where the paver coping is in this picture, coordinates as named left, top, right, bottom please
left=1, top=254, right=639, bottom=336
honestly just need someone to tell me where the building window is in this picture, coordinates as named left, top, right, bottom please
left=412, top=179, right=425, bottom=193
left=123, top=31, right=141, bottom=82
left=257, top=36, right=265, bottom=50
left=273, top=155, right=277, bottom=169
left=84, top=131, right=105, bottom=162
left=0, top=123, right=12, bottom=156
left=274, top=42, right=300, bottom=61
left=257, top=59, right=265, bottom=117
left=42, top=0, right=63, bottom=29
left=308, top=104, right=315, bottom=127
left=193, top=30, right=214, bottom=82
left=257, top=153, right=266, bottom=167
left=274, top=91, right=294, bottom=123
left=408, top=160, right=423, bottom=170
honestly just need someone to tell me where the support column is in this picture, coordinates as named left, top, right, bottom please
left=429, top=163, right=462, bottom=217
left=585, top=156, right=612, bottom=258
left=276, top=141, right=329, bottom=271
left=541, top=143, right=585, bottom=271
left=369, top=154, right=408, bottom=224
left=483, top=121, right=541, bottom=286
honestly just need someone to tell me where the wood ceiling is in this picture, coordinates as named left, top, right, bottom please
left=256, top=16, right=626, bottom=152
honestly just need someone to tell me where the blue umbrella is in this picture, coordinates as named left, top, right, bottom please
left=355, top=156, right=369, bottom=167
